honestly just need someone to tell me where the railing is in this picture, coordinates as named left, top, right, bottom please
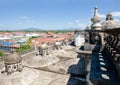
left=90, top=45, right=120, bottom=85
left=89, top=28, right=120, bottom=85
left=104, top=28, right=120, bottom=81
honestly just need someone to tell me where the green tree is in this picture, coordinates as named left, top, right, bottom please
left=0, top=51, right=4, bottom=58
left=16, top=44, right=32, bottom=53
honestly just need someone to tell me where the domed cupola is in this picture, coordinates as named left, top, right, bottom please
left=102, top=13, right=120, bottom=30
left=4, top=53, right=22, bottom=64
left=2, top=52, right=23, bottom=75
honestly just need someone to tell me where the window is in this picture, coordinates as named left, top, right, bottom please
left=14, top=66, right=16, bottom=69
left=8, top=66, right=11, bottom=68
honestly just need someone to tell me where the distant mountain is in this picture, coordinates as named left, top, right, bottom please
left=23, top=28, right=41, bottom=31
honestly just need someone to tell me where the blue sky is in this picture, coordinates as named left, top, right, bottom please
left=0, top=0, right=120, bottom=30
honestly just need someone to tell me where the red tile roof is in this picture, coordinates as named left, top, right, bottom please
left=30, top=35, right=71, bottom=46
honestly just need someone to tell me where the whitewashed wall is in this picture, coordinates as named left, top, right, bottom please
left=74, top=35, right=85, bottom=46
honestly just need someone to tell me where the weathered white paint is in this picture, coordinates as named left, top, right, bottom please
left=74, top=35, right=85, bottom=46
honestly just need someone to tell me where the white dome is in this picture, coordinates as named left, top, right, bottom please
left=102, top=20, right=120, bottom=30
left=102, top=13, right=120, bottom=30
left=74, top=35, right=85, bottom=46
left=91, top=23, right=102, bottom=30
left=3, top=52, right=22, bottom=65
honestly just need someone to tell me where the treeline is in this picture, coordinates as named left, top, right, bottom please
left=0, top=30, right=74, bottom=34
left=23, top=30, right=74, bottom=33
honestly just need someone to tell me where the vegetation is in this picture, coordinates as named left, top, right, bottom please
left=16, top=44, right=32, bottom=53
left=26, top=38, right=32, bottom=45
left=47, top=30, right=74, bottom=34
left=0, top=29, right=74, bottom=33
left=0, top=51, right=4, bottom=58
left=31, top=36, right=39, bottom=38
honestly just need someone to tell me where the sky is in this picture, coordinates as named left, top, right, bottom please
left=0, top=0, right=120, bottom=30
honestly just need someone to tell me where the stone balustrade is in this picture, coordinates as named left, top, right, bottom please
left=104, top=28, right=120, bottom=81
left=104, top=28, right=120, bottom=64
left=89, top=28, right=120, bottom=85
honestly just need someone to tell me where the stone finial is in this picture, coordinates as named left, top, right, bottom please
left=94, top=6, right=98, bottom=16
left=90, top=6, right=102, bottom=30
left=91, top=6, right=101, bottom=23
left=106, top=13, right=113, bottom=21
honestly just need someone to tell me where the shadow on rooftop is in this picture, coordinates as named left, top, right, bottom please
left=67, top=54, right=89, bottom=85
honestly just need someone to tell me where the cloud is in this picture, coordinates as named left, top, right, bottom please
left=0, top=24, right=4, bottom=26
left=114, top=19, right=120, bottom=22
left=67, top=22, right=73, bottom=25
left=111, top=12, right=120, bottom=17
left=0, top=24, right=5, bottom=29
left=75, top=20, right=80, bottom=23
left=63, top=20, right=86, bottom=30
left=66, top=21, right=86, bottom=29
left=75, top=20, right=86, bottom=29
left=19, top=16, right=29, bottom=19
left=67, top=22, right=73, bottom=27
left=17, top=22, right=22, bottom=25
left=58, top=24, right=62, bottom=26
left=98, top=14, right=106, bottom=18
left=78, top=23, right=86, bottom=28
left=18, top=16, right=35, bottom=25
left=25, top=20, right=34, bottom=23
